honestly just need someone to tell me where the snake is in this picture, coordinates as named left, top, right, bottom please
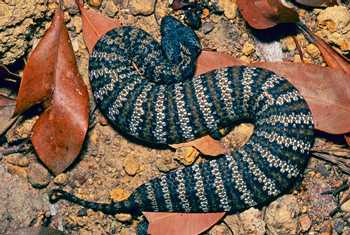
left=49, top=16, right=314, bottom=232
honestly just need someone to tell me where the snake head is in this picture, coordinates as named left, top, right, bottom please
left=160, top=16, right=201, bottom=68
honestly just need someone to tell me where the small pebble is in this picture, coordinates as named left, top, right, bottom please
left=242, top=42, right=255, bottom=56
left=306, top=44, right=321, bottom=58
left=27, top=163, right=51, bottom=189
left=53, top=173, right=69, bottom=185
left=155, top=157, right=178, bottom=173
left=104, top=0, right=119, bottom=17
left=115, top=213, right=132, bottom=222
left=6, top=164, right=27, bottom=179
left=202, top=22, right=214, bottom=34
left=174, top=147, right=199, bottom=166
left=77, top=208, right=88, bottom=217
left=123, top=157, right=140, bottom=176
left=341, top=199, right=350, bottom=213
left=299, top=214, right=312, bottom=232
left=110, top=188, right=130, bottom=202
left=5, top=154, right=29, bottom=167
left=89, top=0, right=102, bottom=7
left=128, top=0, right=156, bottom=16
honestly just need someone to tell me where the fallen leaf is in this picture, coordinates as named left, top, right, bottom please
left=295, top=0, right=337, bottom=7
left=75, top=0, right=122, bottom=53
left=143, top=212, right=225, bottom=235
left=196, top=51, right=350, bottom=135
left=170, top=135, right=228, bottom=157
left=254, top=62, right=350, bottom=135
left=16, top=7, right=89, bottom=175
left=0, top=95, right=17, bottom=137
left=237, top=0, right=299, bottom=29
left=195, top=51, right=246, bottom=76
left=171, top=0, right=191, bottom=10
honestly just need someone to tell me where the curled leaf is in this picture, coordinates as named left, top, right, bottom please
left=75, top=0, right=122, bottom=53
left=16, top=8, right=89, bottom=175
left=143, top=212, right=225, bottom=235
left=237, top=0, right=299, bottom=29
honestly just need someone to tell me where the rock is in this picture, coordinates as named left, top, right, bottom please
left=328, top=32, right=350, bottom=52
left=174, top=147, right=199, bottom=166
left=299, top=215, right=312, bottom=232
left=104, top=0, right=119, bottom=17
left=282, top=36, right=296, bottom=51
left=89, top=0, right=102, bottom=8
left=217, top=0, right=237, bottom=20
left=155, top=156, right=178, bottom=173
left=317, top=6, right=350, bottom=32
left=63, top=0, right=79, bottom=14
left=115, top=213, right=132, bottom=222
left=4, top=153, right=29, bottom=167
left=239, top=55, right=251, bottom=63
left=6, top=164, right=28, bottom=179
left=71, top=15, right=82, bottom=33
left=27, top=162, right=51, bottom=188
left=128, top=0, right=156, bottom=16
left=110, top=188, right=130, bottom=202
left=306, top=44, right=321, bottom=58
left=77, top=208, right=88, bottom=217
left=265, top=195, right=299, bottom=235
left=202, top=22, right=214, bottom=34
left=209, top=224, right=228, bottom=235
left=0, top=165, right=50, bottom=234
left=6, top=117, right=37, bottom=144
left=242, top=42, right=255, bottom=56
left=340, top=199, right=350, bottom=213
left=123, top=157, right=140, bottom=176
left=0, top=1, right=51, bottom=64
left=53, top=173, right=69, bottom=185
left=224, top=208, right=265, bottom=235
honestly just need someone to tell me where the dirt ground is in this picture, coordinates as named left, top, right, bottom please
left=1, top=0, right=350, bottom=234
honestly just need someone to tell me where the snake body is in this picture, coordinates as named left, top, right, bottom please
left=49, top=16, right=314, bottom=221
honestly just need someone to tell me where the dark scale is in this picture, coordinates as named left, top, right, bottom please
left=49, top=16, right=315, bottom=232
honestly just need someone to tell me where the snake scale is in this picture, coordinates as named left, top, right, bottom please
left=49, top=16, right=315, bottom=229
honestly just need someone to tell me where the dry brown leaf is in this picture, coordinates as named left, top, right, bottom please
left=237, top=0, right=299, bottom=30
left=75, top=0, right=122, bottom=53
left=196, top=51, right=350, bottom=135
left=15, top=7, right=89, bottom=175
left=170, top=135, right=228, bottom=157
left=143, top=212, right=225, bottom=235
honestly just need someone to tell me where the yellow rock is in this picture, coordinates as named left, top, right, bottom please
left=239, top=55, right=251, bottom=64
left=242, top=42, right=255, bottom=56
left=217, top=0, right=237, bottom=20
left=123, top=157, right=140, bottom=176
left=175, top=147, right=200, bottom=166
left=110, top=188, right=130, bottom=202
left=115, top=213, right=132, bottom=222
left=88, top=0, right=102, bottom=8
left=283, top=36, right=296, bottom=51
left=306, top=44, right=320, bottom=58
left=53, top=173, right=69, bottom=185
left=317, top=6, right=350, bottom=32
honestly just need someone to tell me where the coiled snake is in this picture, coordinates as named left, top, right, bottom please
left=49, top=16, right=315, bottom=232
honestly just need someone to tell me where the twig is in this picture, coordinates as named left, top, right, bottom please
left=0, top=64, right=21, bottom=79
left=312, top=152, right=350, bottom=175
left=153, top=0, right=160, bottom=26
left=292, top=36, right=305, bottom=63
left=0, top=141, right=31, bottom=159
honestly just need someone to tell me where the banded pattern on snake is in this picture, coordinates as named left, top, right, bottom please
left=49, top=16, right=314, bottom=223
